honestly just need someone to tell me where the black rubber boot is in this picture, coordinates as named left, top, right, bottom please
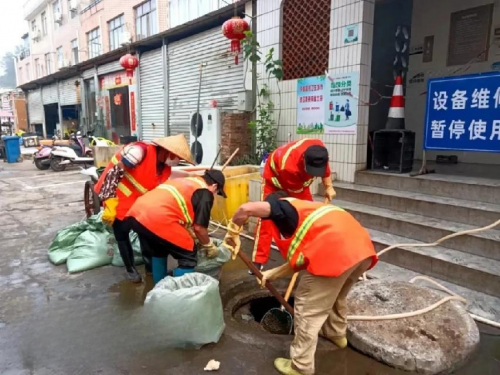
left=117, top=240, right=142, bottom=283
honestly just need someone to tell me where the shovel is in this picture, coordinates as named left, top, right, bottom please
left=237, top=251, right=294, bottom=315
left=261, top=272, right=298, bottom=335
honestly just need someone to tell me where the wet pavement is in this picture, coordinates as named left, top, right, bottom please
left=0, top=161, right=499, bottom=374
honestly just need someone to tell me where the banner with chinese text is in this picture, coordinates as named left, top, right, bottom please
left=324, top=72, right=359, bottom=135
left=424, top=73, right=500, bottom=153
left=297, top=76, right=326, bottom=134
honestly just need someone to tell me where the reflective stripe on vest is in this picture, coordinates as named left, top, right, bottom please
left=117, top=182, right=132, bottom=197
left=157, top=184, right=193, bottom=226
left=111, top=155, right=149, bottom=195
left=156, top=178, right=208, bottom=227
left=287, top=205, right=345, bottom=262
left=270, top=139, right=315, bottom=191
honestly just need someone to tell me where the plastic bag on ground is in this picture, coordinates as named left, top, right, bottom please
left=195, top=238, right=232, bottom=279
left=67, top=230, right=113, bottom=273
left=48, top=213, right=106, bottom=265
left=143, top=273, right=225, bottom=349
left=111, top=231, right=144, bottom=267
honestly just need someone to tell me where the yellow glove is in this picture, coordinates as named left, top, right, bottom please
left=201, top=240, right=219, bottom=259
left=322, top=176, right=336, bottom=202
left=257, top=263, right=295, bottom=289
left=102, top=197, right=118, bottom=226
left=223, top=220, right=243, bottom=260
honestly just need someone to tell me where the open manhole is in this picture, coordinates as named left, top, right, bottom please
left=233, top=296, right=295, bottom=335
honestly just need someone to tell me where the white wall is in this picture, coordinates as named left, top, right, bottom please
left=407, top=0, right=500, bottom=165
left=256, top=0, right=375, bottom=183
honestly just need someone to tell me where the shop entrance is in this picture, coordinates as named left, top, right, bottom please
left=44, top=103, right=59, bottom=139
left=369, top=0, right=500, bottom=179
left=109, top=86, right=131, bottom=144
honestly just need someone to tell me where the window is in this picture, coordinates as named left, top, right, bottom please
left=45, top=53, right=52, bottom=75
left=282, top=0, right=331, bottom=80
left=108, top=14, right=124, bottom=50
left=35, top=58, right=42, bottom=78
left=135, top=0, right=157, bottom=41
left=41, top=12, right=48, bottom=36
left=18, top=67, right=23, bottom=84
left=68, top=0, right=77, bottom=19
left=87, top=27, right=101, bottom=58
left=31, top=19, right=37, bottom=33
left=26, top=63, right=31, bottom=81
left=169, top=0, right=220, bottom=28
left=53, top=0, right=61, bottom=28
left=71, top=39, right=79, bottom=64
left=57, top=46, right=63, bottom=68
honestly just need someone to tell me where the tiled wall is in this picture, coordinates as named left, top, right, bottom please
left=256, top=0, right=375, bottom=184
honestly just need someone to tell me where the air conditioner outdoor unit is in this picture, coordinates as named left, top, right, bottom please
left=189, top=108, right=221, bottom=165
left=32, top=29, right=41, bottom=42
left=54, top=12, right=63, bottom=23
left=69, top=0, right=78, bottom=11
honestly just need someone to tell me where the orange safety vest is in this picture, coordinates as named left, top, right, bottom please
left=272, top=199, right=378, bottom=277
left=263, top=138, right=328, bottom=194
left=126, top=177, right=209, bottom=250
left=94, top=143, right=171, bottom=220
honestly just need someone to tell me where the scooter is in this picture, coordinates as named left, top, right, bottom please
left=33, top=144, right=53, bottom=170
left=50, top=131, right=94, bottom=172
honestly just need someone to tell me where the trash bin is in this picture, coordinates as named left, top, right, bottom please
left=1, top=136, right=21, bottom=163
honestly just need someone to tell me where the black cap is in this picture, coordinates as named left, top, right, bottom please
left=204, top=170, right=227, bottom=198
left=304, top=145, right=329, bottom=177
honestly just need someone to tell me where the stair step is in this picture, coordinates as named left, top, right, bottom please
left=366, top=261, right=500, bottom=323
left=335, top=182, right=500, bottom=229
left=355, top=171, right=500, bottom=204
left=331, top=199, right=500, bottom=261
left=368, top=229, right=500, bottom=297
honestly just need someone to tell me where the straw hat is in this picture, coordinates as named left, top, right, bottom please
left=152, top=134, right=195, bottom=165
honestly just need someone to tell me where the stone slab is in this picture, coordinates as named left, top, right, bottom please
left=347, top=280, right=480, bottom=374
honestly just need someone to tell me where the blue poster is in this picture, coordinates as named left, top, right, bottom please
left=424, top=72, right=500, bottom=153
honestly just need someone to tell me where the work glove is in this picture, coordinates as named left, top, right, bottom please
left=201, top=240, right=219, bottom=259
left=322, top=176, right=337, bottom=202
left=102, top=197, right=119, bottom=226
left=257, top=262, right=295, bottom=289
left=223, top=220, right=243, bottom=260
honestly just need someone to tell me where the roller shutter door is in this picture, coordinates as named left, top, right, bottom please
left=139, top=48, right=165, bottom=140
left=168, top=27, right=245, bottom=138
left=59, top=77, right=81, bottom=105
left=42, top=83, right=58, bottom=104
left=27, top=89, right=44, bottom=123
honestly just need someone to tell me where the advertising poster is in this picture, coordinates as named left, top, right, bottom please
left=297, top=76, right=326, bottom=135
left=324, top=72, right=359, bottom=135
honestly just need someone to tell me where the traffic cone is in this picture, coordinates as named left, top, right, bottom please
left=386, top=75, right=405, bottom=130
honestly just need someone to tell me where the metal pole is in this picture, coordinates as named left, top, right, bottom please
left=193, top=62, right=205, bottom=164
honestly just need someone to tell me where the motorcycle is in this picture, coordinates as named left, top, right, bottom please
left=49, top=131, right=94, bottom=172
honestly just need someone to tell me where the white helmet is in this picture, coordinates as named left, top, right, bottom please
left=121, top=144, right=145, bottom=168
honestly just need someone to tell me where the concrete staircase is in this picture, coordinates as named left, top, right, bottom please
left=334, top=171, right=500, bottom=322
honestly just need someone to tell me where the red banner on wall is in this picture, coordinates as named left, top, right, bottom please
left=130, top=92, right=136, bottom=132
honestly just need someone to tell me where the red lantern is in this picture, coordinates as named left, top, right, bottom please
left=119, top=54, right=139, bottom=82
left=222, top=16, right=250, bottom=65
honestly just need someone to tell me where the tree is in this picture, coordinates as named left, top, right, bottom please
left=0, top=52, right=17, bottom=88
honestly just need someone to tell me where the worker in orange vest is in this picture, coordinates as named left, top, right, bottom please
left=252, top=139, right=336, bottom=272
left=94, top=134, right=195, bottom=282
left=224, top=193, right=377, bottom=375
left=126, top=170, right=227, bottom=281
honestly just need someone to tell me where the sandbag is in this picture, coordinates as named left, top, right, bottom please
left=194, top=238, right=232, bottom=279
left=66, top=230, right=113, bottom=273
left=143, top=273, right=225, bottom=349
left=48, top=213, right=106, bottom=265
left=111, top=231, right=144, bottom=267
